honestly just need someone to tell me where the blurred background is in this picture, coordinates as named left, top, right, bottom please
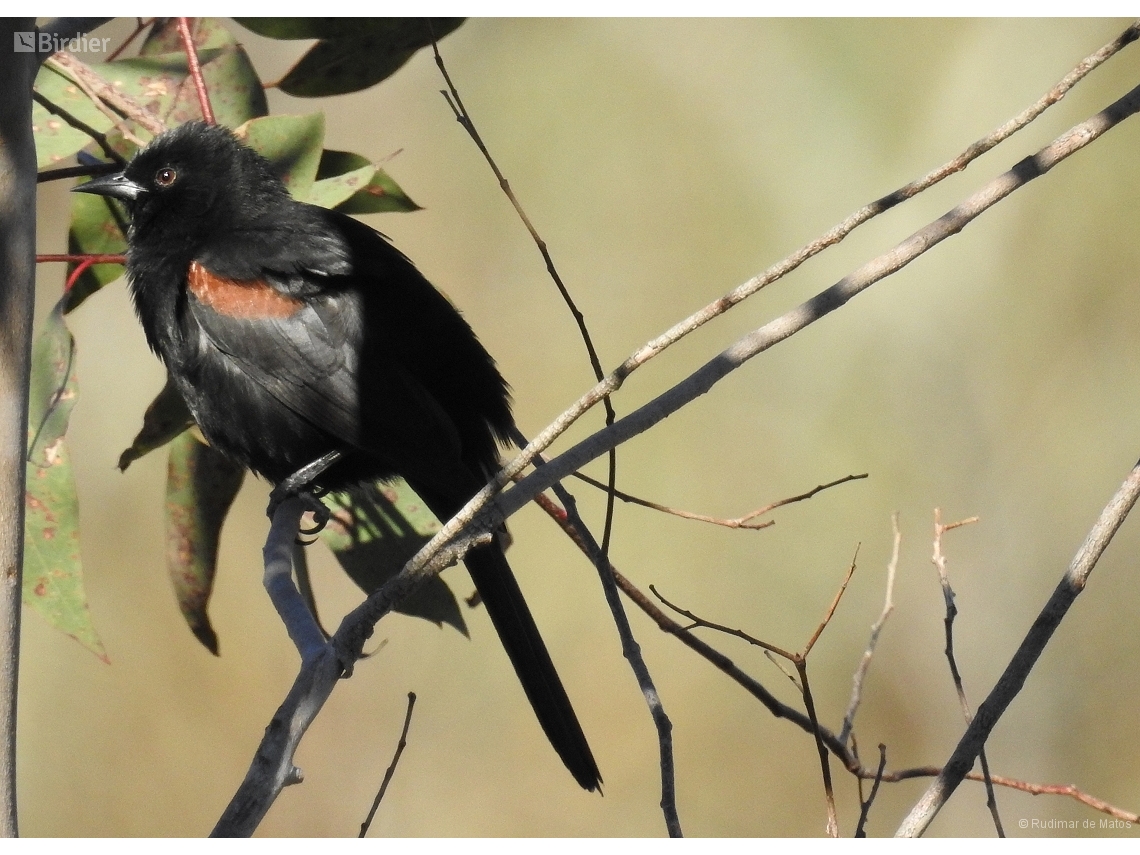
left=24, top=18, right=1140, bottom=837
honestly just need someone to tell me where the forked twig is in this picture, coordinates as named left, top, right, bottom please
left=929, top=510, right=1002, bottom=835
left=571, top=471, right=868, bottom=530
left=855, top=745, right=888, bottom=837
left=897, top=461, right=1140, bottom=836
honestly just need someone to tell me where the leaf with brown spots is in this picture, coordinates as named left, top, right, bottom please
left=24, top=301, right=106, bottom=661
left=165, top=431, right=246, bottom=654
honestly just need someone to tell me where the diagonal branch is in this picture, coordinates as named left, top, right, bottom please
left=896, top=460, right=1140, bottom=836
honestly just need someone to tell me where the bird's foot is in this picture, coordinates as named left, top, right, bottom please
left=267, top=450, right=344, bottom=534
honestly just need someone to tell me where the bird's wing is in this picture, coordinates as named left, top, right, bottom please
left=184, top=261, right=464, bottom=472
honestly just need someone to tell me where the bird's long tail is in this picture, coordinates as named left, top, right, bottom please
left=463, top=541, right=602, bottom=791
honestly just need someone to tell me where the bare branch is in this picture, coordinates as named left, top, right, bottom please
left=855, top=745, right=888, bottom=838
left=571, top=471, right=867, bottom=530
left=489, top=79, right=1140, bottom=556
left=929, top=511, right=1002, bottom=834
left=896, top=460, right=1140, bottom=836
left=46, top=52, right=166, bottom=137
left=533, top=492, right=1140, bottom=828
left=804, top=545, right=859, bottom=657
left=840, top=513, right=900, bottom=745
left=510, top=430, right=681, bottom=837
left=359, top=692, right=416, bottom=838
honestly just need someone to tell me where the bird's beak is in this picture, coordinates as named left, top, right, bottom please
left=72, top=172, right=146, bottom=202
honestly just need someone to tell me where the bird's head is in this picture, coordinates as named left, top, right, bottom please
left=74, top=121, right=290, bottom=248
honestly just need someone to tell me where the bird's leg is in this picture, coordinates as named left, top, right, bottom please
left=267, top=449, right=344, bottom=534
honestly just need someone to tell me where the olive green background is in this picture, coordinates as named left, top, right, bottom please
left=25, top=18, right=1140, bottom=837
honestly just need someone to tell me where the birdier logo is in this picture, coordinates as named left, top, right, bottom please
left=13, top=32, right=111, bottom=53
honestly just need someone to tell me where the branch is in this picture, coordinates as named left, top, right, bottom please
left=840, top=513, right=900, bottom=745
left=359, top=692, right=416, bottom=838
left=487, top=78, right=1140, bottom=553
left=459, top=22, right=1140, bottom=510
left=46, top=52, right=166, bottom=137
left=532, top=490, right=1140, bottom=828
left=896, top=459, right=1140, bottom=836
left=30, top=90, right=125, bottom=166
left=510, top=429, right=682, bottom=837
left=571, top=470, right=867, bottom=530
left=929, top=511, right=1002, bottom=835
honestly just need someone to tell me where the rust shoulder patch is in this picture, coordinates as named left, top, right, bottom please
left=187, top=260, right=302, bottom=319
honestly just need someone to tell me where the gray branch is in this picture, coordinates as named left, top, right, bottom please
left=896, top=460, right=1140, bottom=836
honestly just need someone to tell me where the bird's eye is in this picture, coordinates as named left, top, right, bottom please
left=154, top=167, right=178, bottom=188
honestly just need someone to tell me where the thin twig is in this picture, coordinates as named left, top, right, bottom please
left=430, top=37, right=611, bottom=401
left=929, top=510, right=1002, bottom=835
left=654, top=571, right=857, bottom=836
left=855, top=745, right=888, bottom=837
left=840, top=513, right=901, bottom=745
left=897, top=460, right=1140, bottom=836
left=176, top=18, right=214, bottom=124
left=36, top=161, right=119, bottom=182
left=46, top=52, right=166, bottom=137
left=106, top=17, right=151, bottom=62
left=805, top=545, right=860, bottom=656
left=651, top=585, right=793, bottom=659
left=30, top=89, right=125, bottom=165
left=531, top=491, right=1140, bottom=827
left=509, top=428, right=682, bottom=837
left=796, top=658, right=838, bottom=837
left=571, top=471, right=868, bottom=529
left=43, top=53, right=146, bottom=147
left=359, top=692, right=416, bottom=838
left=484, top=78, right=1140, bottom=552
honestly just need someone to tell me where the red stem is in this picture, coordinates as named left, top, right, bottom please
left=65, top=258, right=98, bottom=292
left=177, top=18, right=215, bottom=125
left=37, top=254, right=125, bottom=264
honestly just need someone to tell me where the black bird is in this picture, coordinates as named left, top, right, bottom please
left=76, top=121, right=601, bottom=792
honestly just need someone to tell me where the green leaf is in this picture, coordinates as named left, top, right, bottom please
left=27, top=300, right=80, bottom=464
left=118, top=375, right=195, bottom=471
left=139, top=17, right=238, bottom=55
left=308, top=149, right=376, bottom=209
left=142, top=17, right=270, bottom=127
left=234, top=18, right=364, bottom=40
left=336, top=167, right=421, bottom=215
left=86, top=49, right=225, bottom=131
left=236, top=113, right=325, bottom=200
left=321, top=483, right=467, bottom=635
left=195, top=44, right=269, bottom=128
left=165, top=432, right=246, bottom=655
left=276, top=18, right=465, bottom=98
left=32, top=63, right=115, bottom=170
left=24, top=301, right=106, bottom=661
left=65, top=184, right=127, bottom=311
